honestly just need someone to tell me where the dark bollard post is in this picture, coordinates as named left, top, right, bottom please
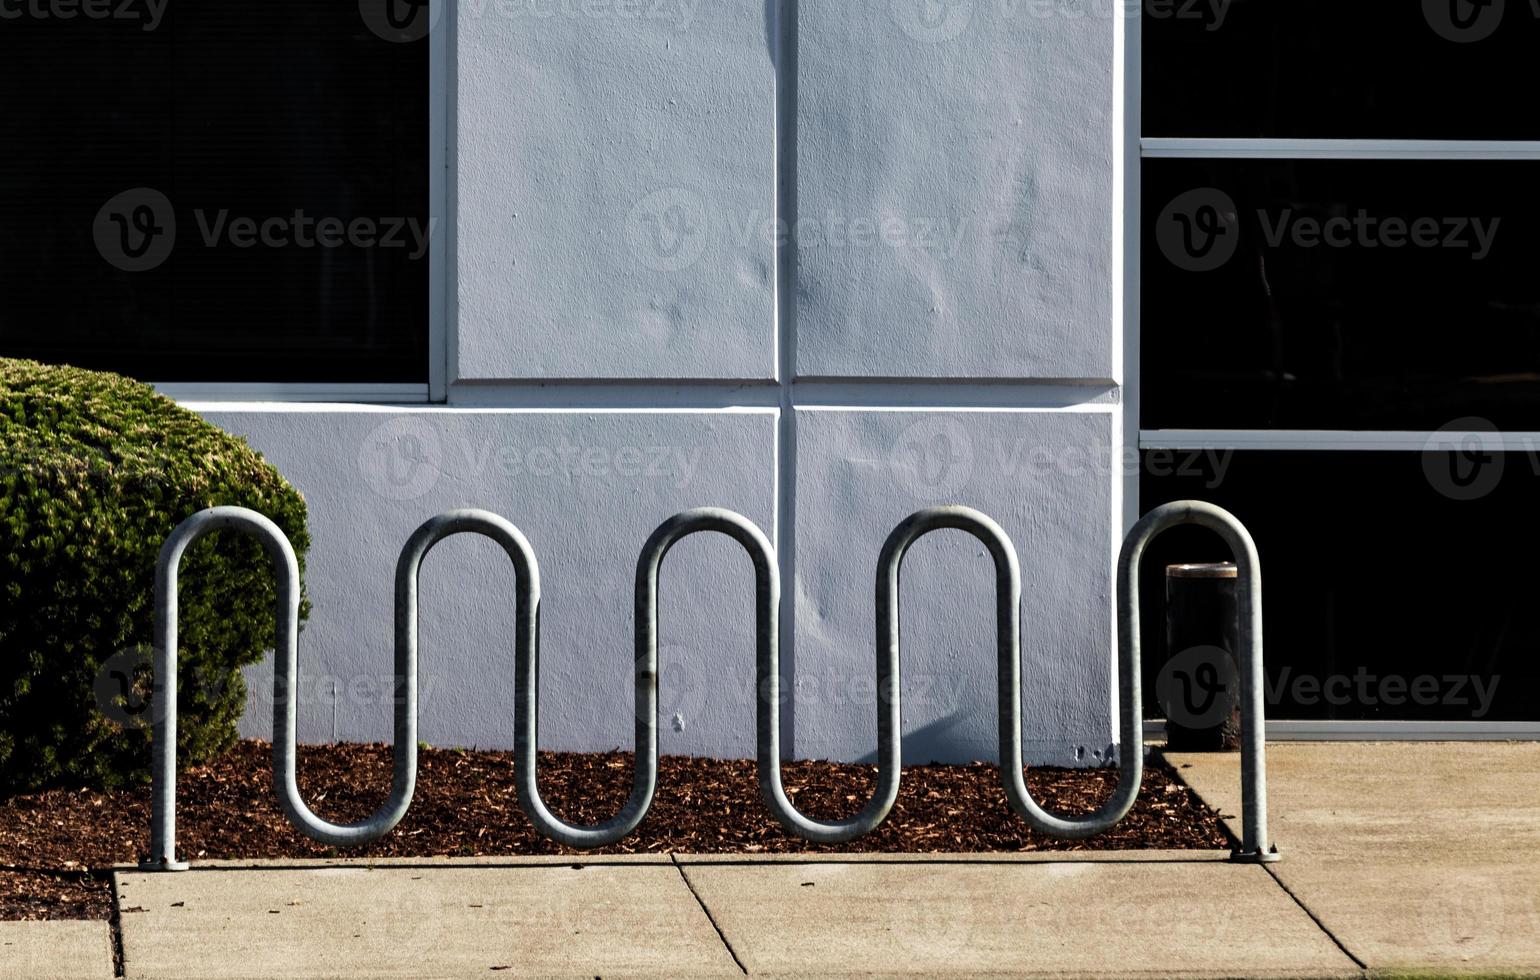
left=1161, top=562, right=1243, bottom=752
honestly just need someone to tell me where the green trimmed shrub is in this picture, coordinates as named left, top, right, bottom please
left=0, top=359, right=309, bottom=791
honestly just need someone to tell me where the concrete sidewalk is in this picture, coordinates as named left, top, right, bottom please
left=5, top=742, right=1537, bottom=978
left=0, top=920, right=113, bottom=980
left=1169, top=742, right=1540, bottom=978
left=107, top=852, right=1354, bottom=979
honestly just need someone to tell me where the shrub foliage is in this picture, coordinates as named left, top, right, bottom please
left=0, top=359, right=309, bottom=791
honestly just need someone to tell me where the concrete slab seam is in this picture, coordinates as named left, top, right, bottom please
left=1260, top=863, right=1368, bottom=973
left=671, top=852, right=748, bottom=975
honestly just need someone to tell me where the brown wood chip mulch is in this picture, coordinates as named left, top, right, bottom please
left=0, top=741, right=1231, bottom=920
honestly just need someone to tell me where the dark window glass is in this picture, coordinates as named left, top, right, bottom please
left=1143, top=158, right=1540, bottom=431
left=1139, top=450, right=1538, bottom=723
left=1144, top=0, right=1540, bottom=139
left=0, top=1, right=428, bottom=383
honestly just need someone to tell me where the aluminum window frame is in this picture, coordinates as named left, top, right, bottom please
left=1128, top=15, right=1540, bottom=738
left=149, top=0, right=448, bottom=406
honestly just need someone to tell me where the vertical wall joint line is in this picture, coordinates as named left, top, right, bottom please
left=774, top=0, right=800, bottom=759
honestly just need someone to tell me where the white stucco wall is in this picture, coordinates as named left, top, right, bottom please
left=795, top=2, right=1113, bottom=379
left=210, top=408, right=776, bottom=758
left=454, top=1, right=777, bottom=379
left=217, top=1, right=1122, bottom=767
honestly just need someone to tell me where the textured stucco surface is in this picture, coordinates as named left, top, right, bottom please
left=793, top=409, right=1117, bottom=765
left=206, top=409, right=775, bottom=758
left=206, top=405, right=1119, bottom=766
left=795, top=2, right=1114, bottom=379
left=455, top=1, right=777, bottom=379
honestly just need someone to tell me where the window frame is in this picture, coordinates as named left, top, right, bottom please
left=134, top=0, right=450, bottom=406
left=1126, top=13, right=1540, bottom=738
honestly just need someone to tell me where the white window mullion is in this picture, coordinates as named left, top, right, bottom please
left=1141, top=138, right=1540, bottom=160
left=1140, top=429, right=1540, bottom=452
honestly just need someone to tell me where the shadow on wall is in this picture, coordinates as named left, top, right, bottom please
left=764, top=0, right=780, bottom=70
left=857, top=713, right=970, bottom=766
left=859, top=718, right=1121, bottom=769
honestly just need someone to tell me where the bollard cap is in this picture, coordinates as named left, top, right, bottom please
left=1166, top=562, right=1237, bottom=579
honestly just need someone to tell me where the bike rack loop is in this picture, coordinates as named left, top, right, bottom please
left=1121, top=500, right=1278, bottom=863
left=515, top=507, right=901, bottom=847
left=521, top=504, right=1143, bottom=848
left=145, top=507, right=531, bottom=870
left=889, top=507, right=1145, bottom=840
left=144, top=500, right=1275, bottom=867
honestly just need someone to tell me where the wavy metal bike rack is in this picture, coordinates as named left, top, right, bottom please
left=1121, top=500, right=1276, bottom=863
left=143, top=500, right=1276, bottom=870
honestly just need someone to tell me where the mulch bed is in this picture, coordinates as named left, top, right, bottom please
left=0, top=741, right=1231, bottom=920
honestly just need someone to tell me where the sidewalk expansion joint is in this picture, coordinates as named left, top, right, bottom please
left=1262, top=862, right=1368, bottom=973
left=107, top=870, right=127, bottom=978
left=670, top=853, right=748, bottom=975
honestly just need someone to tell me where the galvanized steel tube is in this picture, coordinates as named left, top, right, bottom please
left=1121, top=500, right=1277, bottom=862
